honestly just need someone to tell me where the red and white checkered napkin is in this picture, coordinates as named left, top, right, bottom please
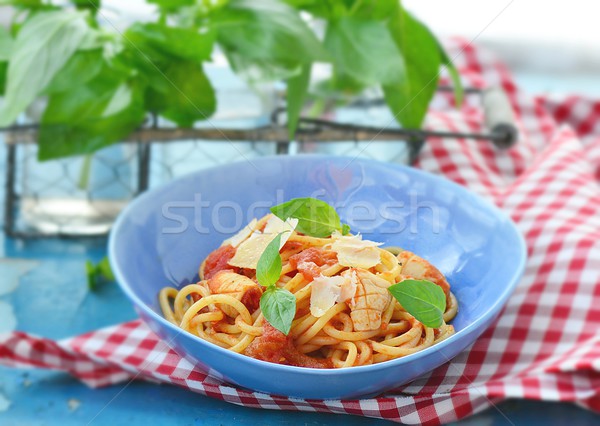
left=2, top=39, right=600, bottom=425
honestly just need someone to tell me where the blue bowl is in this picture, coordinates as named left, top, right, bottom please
left=109, top=155, right=526, bottom=399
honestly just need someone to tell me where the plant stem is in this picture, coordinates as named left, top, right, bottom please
left=307, top=97, right=327, bottom=118
left=78, top=154, right=93, bottom=191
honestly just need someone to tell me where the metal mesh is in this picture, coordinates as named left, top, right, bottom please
left=6, top=141, right=143, bottom=237
left=148, top=140, right=276, bottom=187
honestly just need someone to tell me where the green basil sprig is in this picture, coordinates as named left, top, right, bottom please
left=86, top=256, right=115, bottom=292
left=388, top=279, right=446, bottom=328
left=256, top=233, right=296, bottom=334
left=271, top=197, right=349, bottom=238
left=0, top=0, right=461, bottom=159
left=260, top=286, right=296, bottom=335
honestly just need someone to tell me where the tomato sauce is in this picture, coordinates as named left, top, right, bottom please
left=288, top=247, right=338, bottom=281
left=244, top=323, right=332, bottom=368
left=203, top=245, right=236, bottom=280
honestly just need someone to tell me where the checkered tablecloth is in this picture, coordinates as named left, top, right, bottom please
left=2, top=39, right=600, bottom=425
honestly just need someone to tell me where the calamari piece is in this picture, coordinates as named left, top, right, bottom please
left=345, top=269, right=392, bottom=331
left=397, top=251, right=450, bottom=297
left=207, top=270, right=262, bottom=316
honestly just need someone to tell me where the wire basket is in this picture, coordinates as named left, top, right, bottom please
left=2, top=87, right=517, bottom=238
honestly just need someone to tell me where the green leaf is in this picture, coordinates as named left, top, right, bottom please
left=97, top=256, right=115, bottom=281
left=349, top=0, right=399, bottom=19
left=86, top=256, right=115, bottom=292
left=260, top=286, right=296, bottom=335
left=126, top=22, right=215, bottom=62
left=86, top=260, right=97, bottom=291
left=0, top=0, right=43, bottom=6
left=341, top=223, right=351, bottom=235
left=437, top=39, right=463, bottom=107
left=145, top=61, right=216, bottom=127
left=148, top=0, right=194, bottom=12
left=382, top=7, right=441, bottom=129
left=271, top=197, right=342, bottom=238
left=388, top=279, right=447, bottom=328
left=0, top=28, right=10, bottom=96
left=45, top=48, right=104, bottom=94
left=0, top=26, right=14, bottom=61
left=324, top=17, right=405, bottom=87
left=284, top=0, right=332, bottom=17
left=71, top=0, right=100, bottom=13
left=256, top=233, right=283, bottom=288
left=0, top=62, right=7, bottom=96
left=0, top=10, right=91, bottom=126
left=286, top=63, right=311, bottom=140
left=214, top=0, right=325, bottom=82
left=38, top=65, right=145, bottom=160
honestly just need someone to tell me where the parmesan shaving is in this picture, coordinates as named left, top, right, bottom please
left=228, top=216, right=298, bottom=269
left=331, top=232, right=382, bottom=269
left=222, top=218, right=258, bottom=248
left=309, top=274, right=358, bottom=317
left=339, top=269, right=358, bottom=303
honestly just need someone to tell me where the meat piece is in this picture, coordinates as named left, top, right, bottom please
left=397, top=251, right=450, bottom=298
left=202, top=245, right=236, bottom=280
left=208, top=270, right=263, bottom=315
left=245, top=323, right=332, bottom=368
left=346, top=269, right=392, bottom=331
left=289, top=247, right=338, bottom=281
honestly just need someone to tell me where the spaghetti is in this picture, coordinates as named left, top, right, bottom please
left=159, top=213, right=457, bottom=368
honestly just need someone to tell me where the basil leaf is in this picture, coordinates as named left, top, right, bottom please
left=86, top=256, right=115, bottom=292
left=147, top=0, right=194, bottom=11
left=260, top=286, right=296, bottom=335
left=437, top=39, right=463, bottom=107
left=126, top=23, right=215, bottom=62
left=45, top=49, right=104, bottom=94
left=271, top=197, right=341, bottom=238
left=85, top=260, right=97, bottom=291
left=0, top=27, right=11, bottom=96
left=349, top=0, right=399, bottom=20
left=286, top=62, right=311, bottom=139
left=145, top=61, right=216, bottom=127
left=38, top=65, right=145, bottom=160
left=0, top=26, right=13, bottom=61
left=382, top=7, right=441, bottom=129
left=284, top=0, right=333, bottom=19
left=388, top=279, right=447, bottom=328
left=0, top=0, right=44, bottom=6
left=97, top=256, right=115, bottom=281
left=0, top=62, right=6, bottom=96
left=256, top=233, right=283, bottom=288
left=214, top=0, right=325, bottom=82
left=324, top=17, right=405, bottom=87
left=341, top=223, right=351, bottom=235
left=71, top=0, right=100, bottom=14
left=0, top=10, right=90, bottom=126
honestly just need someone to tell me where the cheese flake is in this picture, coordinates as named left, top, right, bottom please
left=310, top=275, right=344, bottom=317
left=263, top=215, right=299, bottom=249
left=310, top=274, right=358, bottom=317
left=223, top=218, right=258, bottom=248
left=227, top=215, right=298, bottom=269
left=331, top=233, right=382, bottom=269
